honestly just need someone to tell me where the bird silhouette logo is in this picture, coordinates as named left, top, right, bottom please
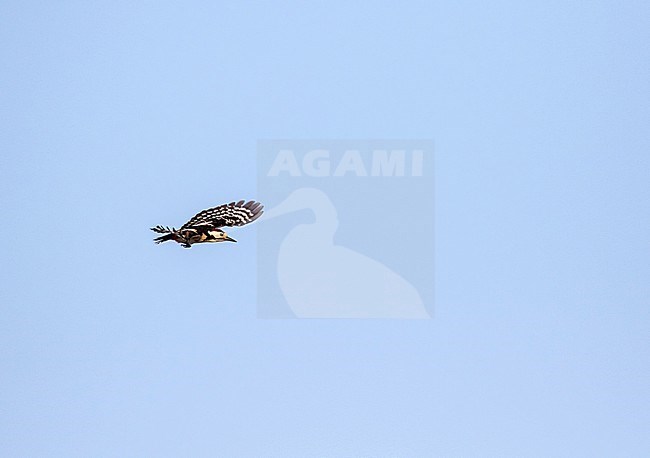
left=262, top=188, right=429, bottom=318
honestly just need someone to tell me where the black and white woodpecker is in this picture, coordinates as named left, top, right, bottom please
left=151, top=200, right=264, bottom=248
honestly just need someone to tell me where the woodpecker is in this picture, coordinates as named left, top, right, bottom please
left=151, top=200, right=263, bottom=248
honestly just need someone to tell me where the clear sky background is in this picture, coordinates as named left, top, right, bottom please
left=2, top=1, right=649, bottom=457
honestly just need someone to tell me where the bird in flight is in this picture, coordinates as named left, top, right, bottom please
left=151, top=200, right=264, bottom=248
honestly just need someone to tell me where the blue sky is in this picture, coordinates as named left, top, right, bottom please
left=1, top=1, right=649, bottom=456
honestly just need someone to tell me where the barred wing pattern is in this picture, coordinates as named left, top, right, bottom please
left=181, top=200, right=264, bottom=229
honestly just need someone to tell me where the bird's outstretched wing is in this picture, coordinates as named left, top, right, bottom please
left=181, top=200, right=264, bottom=229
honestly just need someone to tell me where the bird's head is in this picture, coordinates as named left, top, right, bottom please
left=208, top=229, right=237, bottom=243
left=220, top=230, right=237, bottom=243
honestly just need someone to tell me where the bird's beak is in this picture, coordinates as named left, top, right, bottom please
left=225, top=236, right=237, bottom=243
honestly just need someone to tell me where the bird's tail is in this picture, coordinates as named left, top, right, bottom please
left=153, top=234, right=175, bottom=244
left=151, top=226, right=176, bottom=244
